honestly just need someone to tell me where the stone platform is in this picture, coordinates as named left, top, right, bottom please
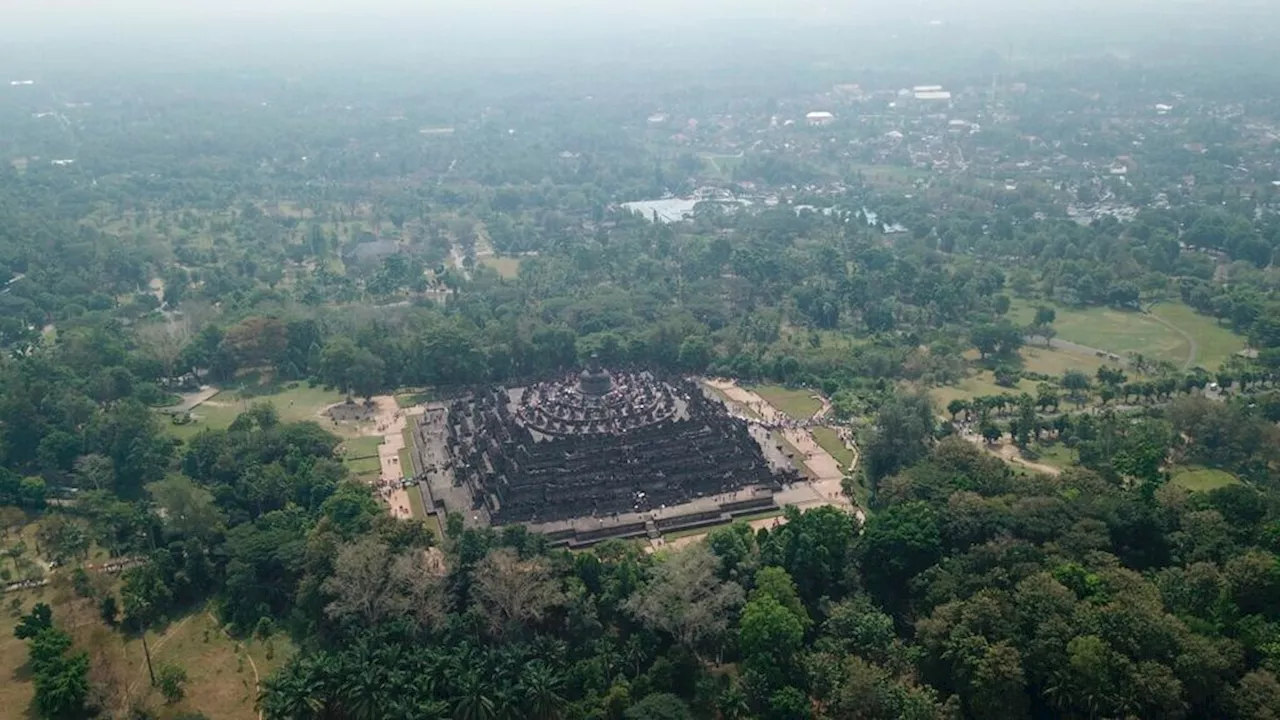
left=405, top=368, right=802, bottom=546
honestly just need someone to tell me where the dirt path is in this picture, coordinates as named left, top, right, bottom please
left=207, top=611, right=263, bottom=720
left=1146, top=309, right=1199, bottom=370
left=124, top=613, right=196, bottom=698
left=963, top=434, right=1062, bottom=476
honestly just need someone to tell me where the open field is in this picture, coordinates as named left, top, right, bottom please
left=1010, top=302, right=1188, bottom=366
left=344, top=456, right=382, bottom=476
left=748, top=385, right=822, bottom=420
left=1149, top=302, right=1246, bottom=370
left=811, top=427, right=855, bottom=470
left=1, top=584, right=294, bottom=720
left=1017, top=344, right=1112, bottom=378
left=163, top=384, right=361, bottom=441
left=1172, top=466, right=1241, bottom=492
left=0, top=603, right=34, bottom=715
left=929, top=371, right=1037, bottom=411
left=478, top=255, right=521, bottom=279
left=341, top=435, right=382, bottom=459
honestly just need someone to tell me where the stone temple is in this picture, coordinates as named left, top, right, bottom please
left=408, top=362, right=801, bottom=547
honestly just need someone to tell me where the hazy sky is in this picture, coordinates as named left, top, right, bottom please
left=12, top=0, right=836, bottom=24
left=5, top=0, right=1271, bottom=70
left=8, top=0, right=1258, bottom=36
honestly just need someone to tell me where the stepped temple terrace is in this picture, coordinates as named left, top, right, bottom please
left=405, top=363, right=802, bottom=547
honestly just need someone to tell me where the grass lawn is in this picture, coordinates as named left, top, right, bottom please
left=478, top=256, right=521, bottom=279
left=341, top=436, right=383, bottom=460
left=0, top=600, right=34, bottom=715
left=398, top=443, right=414, bottom=478
left=341, top=436, right=384, bottom=476
left=750, top=385, right=822, bottom=420
left=406, top=485, right=426, bottom=520
left=1031, top=443, right=1078, bottom=470
left=1172, top=466, right=1242, bottom=492
left=1017, top=344, right=1112, bottom=378
left=2, top=576, right=292, bottom=720
left=141, top=610, right=296, bottom=720
left=163, top=385, right=357, bottom=442
left=1009, top=301, right=1189, bottom=367
left=930, top=371, right=1037, bottom=412
left=345, top=456, right=383, bottom=476
left=811, top=427, right=855, bottom=470
left=1149, top=302, right=1247, bottom=370
left=395, top=391, right=437, bottom=408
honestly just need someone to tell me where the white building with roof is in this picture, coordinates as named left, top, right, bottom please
left=805, top=111, right=835, bottom=126
left=914, top=90, right=952, bottom=101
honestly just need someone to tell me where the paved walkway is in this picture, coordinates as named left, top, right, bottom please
left=364, top=395, right=425, bottom=520
left=647, top=381, right=865, bottom=553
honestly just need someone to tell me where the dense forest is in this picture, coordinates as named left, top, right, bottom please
left=3, top=5, right=1280, bottom=720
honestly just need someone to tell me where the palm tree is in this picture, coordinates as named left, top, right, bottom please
left=717, top=680, right=751, bottom=720
left=621, top=634, right=654, bottom=677
left=519, top=661, right=566, bottom=720
left=453, top=673, right=497, bottom=720
left=260, top=659, right=328, bottom=720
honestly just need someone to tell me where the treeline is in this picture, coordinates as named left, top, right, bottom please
left=250, top=415, right=1280, bottom=720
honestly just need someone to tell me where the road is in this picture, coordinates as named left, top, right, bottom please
left=168, top=385, right=221, bottom=414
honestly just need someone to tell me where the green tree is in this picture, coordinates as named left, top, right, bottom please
left=1034, top=306, right=1056, bottom=327
left=14, top=602, right=53, bottom=639
left=749, top=567, right=810, bottom=629
left=759, top=506, right=858, bottom=607
left=864, top=392, right=935, bottom=485
left=147, top=475, right=226, bottom=539
left=32, top=647, right=90, bottom=720
left=1062, top=370, right=1091, bottom=407
left=739, top=594, right=806, bottom=689
left=158, top=663, right=189, bottom=703
left=860, top=502, right=942, bottom=601
left=623, top=693, right=694, bottom=720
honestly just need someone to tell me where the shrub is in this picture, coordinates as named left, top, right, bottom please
left=158, top=663, right=188, bottom=704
